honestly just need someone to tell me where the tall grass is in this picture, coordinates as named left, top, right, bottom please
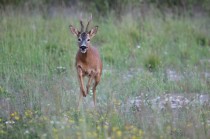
left=0, top=7, right=210, bottom=139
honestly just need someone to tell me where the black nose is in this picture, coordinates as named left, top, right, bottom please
left=80, top=46, right=87, bottom=50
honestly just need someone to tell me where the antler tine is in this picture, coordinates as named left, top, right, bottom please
left=85, top=14, right=92, bottom=32
left=79, top=14, right=84, bottom=32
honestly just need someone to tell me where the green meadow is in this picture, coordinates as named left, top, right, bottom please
left=0, top=5, right=210, bottom=139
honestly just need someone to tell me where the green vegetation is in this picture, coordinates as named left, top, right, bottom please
left=0, top=3, right=210, bottom=139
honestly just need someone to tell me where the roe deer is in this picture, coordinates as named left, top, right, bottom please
left=69, top=15, right=102, bottom=108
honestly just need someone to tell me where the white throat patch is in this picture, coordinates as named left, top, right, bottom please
left=81, top=49, right=87, bottom=53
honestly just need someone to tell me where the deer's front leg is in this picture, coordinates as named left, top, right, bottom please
left=77, top=67, right=86, bottom=97
left=86, top=72, right=94, bottom=95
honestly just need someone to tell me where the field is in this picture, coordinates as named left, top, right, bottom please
left=0, top=6, right=210, bottom=139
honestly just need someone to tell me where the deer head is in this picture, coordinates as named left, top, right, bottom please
left=70, top=15, right=98, bottom=53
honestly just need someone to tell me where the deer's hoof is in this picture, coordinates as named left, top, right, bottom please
left=82, top=92, right=87, bottom=97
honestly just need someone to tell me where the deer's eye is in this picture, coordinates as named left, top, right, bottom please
left=87, top=39, right=90, bottom=41
left=78, top=38, right=81, bottom=41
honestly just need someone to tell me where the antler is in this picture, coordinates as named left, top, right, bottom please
left=85, top=14, right=92, bottom=32
left=79, top=14, right=84, bottom=32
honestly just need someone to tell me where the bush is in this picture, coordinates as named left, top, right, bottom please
left=144, top=53, right=161, bottom=72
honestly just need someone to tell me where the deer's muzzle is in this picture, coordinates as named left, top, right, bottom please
left=80, top=46, right=87, bottom=53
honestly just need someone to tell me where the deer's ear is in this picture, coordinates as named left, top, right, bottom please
left=88, top=26, right=98, bottom=38
left=69, top=25, right=80, bottom=36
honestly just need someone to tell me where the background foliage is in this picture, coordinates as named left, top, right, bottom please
left=1, top=0, right=210, bottom=15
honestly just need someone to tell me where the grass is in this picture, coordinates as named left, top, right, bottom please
left=0, top=6, right=210, bottom=139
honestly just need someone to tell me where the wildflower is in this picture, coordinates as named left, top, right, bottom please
left=52, top=128, right=58, bottom=134
left=125, top=125, right=133, bottom=130
left=40, top=116, right=48, bottom=121
left=50, top=121, right=55, bottom=124
left=24, top=110, right=33, bottom=118
left=104, top=125, right=109, bottom=130
left=10, top=112, right=20, bottom=121
left=79, top=118, right=84, bottom=123
left=24, top=130, right=29, bottom=134
left=116, top=130, right=122, bottom=137
left=5, top=120, right=15, bottom=124
left=10, top=112, right=16, bottom=117
left=0, top=129, right=6, bottom=135
left=41, top=133, right=47, bottom=138
left=112, top=127, right=118, bottom=132
left=68, top=119, right=74, bottom=124
left=76, top=132, right=81, bottom=137
left=132, top=127, right=138, bottom=134
left=113, top=99, right=121, bottom=106
left=131, top=135, right=137, bottom=139
left=187, top=123, right=193, bottom=127
left=14, top=115, right=20, bottom=121
left=139, top=129, right=144, bottom=136
left=96, top=126, right=101, bottom=131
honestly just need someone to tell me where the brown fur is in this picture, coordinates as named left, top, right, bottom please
left=69, top=17, right=102, bottom=108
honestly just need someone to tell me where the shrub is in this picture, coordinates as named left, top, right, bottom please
left=144, top=53, right=161, bottom=71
